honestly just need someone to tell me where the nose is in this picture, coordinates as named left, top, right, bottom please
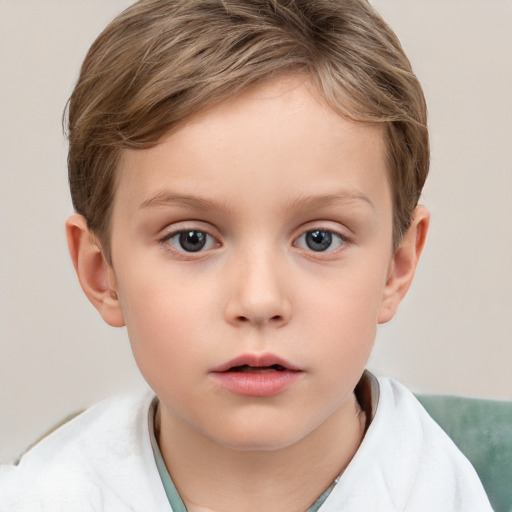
left=224, top=247, right=292, bottom=328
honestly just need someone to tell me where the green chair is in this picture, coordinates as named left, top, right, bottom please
left=417, top=395, right=512, bottom=512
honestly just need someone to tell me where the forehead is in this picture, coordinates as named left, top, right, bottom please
left=114, top=77, right=390, bottom=217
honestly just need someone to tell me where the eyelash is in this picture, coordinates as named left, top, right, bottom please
left=293, top=229, right=348, bottom=254
left=158, top=226, right=350, bottom=257
left=159, top=229, right=219, bottom=255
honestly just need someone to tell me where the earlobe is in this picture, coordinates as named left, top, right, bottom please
left=378, top=206, right=430, bottom=324
left=65, top=214, right=125, bottom=327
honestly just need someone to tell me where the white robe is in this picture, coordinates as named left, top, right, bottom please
left=0, top=377, right=493, bottom=511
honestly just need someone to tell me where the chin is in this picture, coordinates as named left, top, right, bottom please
left=208, top=421, right=311, bottom=453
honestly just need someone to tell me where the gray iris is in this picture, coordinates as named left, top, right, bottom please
left=306, top=230, right=332, bottom=251
left=179, top=231, right=207, bottom=252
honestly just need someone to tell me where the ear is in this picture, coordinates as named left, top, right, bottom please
left=65, top=214, right=125, bottom=327
left=378, top=206, right=430, bottom=324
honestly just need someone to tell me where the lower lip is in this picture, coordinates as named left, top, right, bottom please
left=210, top=370, right=302, bottom=397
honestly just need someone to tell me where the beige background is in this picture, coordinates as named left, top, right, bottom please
left=1, top=0, right=511, bottom=464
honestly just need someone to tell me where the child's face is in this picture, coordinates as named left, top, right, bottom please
left=106, top=77, right=396, bottom=449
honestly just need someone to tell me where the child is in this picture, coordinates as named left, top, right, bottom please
left=0, top=0, right=493, bottom=510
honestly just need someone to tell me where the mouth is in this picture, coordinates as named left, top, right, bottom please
left=225, top=364, right=289, bottom=373
left=211, top=353, right=302, bottom=374
left=210, top=354, right=303, bottom=397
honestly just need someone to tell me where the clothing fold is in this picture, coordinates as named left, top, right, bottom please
left=0, top=376, right=493, bottom=512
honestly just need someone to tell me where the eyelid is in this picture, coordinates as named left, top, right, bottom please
left=293, top=220, right=351, bottom=240
left=168, top=230, right=217, bottom=251
left=158, top=219, right=219, bottom=239
left=158, top=222, right=221, bottom=256
left=294, top=230, right=345, bottom=250
left=292, top=223, right=352, bottom=254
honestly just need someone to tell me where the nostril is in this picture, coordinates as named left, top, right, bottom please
left=235, top=314, right=283, bottom=325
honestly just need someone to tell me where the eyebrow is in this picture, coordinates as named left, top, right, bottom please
left=140, top=189, right=374, bottom=214
left=285, top=190, right=375, bottom=212
left=139, top=191, right=234, bottom=213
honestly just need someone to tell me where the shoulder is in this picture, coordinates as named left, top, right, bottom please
left=0, top=391, right=170, bottom=511
left=320, top=375, right=493, bottom=512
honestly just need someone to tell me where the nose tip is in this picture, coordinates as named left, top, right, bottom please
left=226, top=292, right=292, bottom=328
left=224, top=252, right=292, bottom=328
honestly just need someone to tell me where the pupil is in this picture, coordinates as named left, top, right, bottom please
left=179, top=231, right=207, bottom=252
left=306, top=230, right=332, bottom=251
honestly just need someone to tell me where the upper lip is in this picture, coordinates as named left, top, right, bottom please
left=211, top=353, right=302, bottom=373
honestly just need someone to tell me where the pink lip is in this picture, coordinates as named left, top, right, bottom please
left=211, top=353, right=301, bottom=373
left=210, top=353, right=303, bottom=397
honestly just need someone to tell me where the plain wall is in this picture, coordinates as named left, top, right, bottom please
left=1, top=0, right=511, bottom=464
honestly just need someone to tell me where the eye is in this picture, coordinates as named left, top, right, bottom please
left=294, top=229, right=346, bottom=252
left=164, top=230, right=217, bottom=253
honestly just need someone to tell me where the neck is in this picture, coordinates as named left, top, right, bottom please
left=157, top=393, right=366, bottom=512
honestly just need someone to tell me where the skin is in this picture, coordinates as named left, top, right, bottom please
left=67, top=76, right=429, bottom=512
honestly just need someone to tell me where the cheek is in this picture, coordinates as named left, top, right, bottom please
left=115, top=268, right=212, bottom=380
left=297, top=264, right=386, bottom=370
left=302, top=261, right=387, bottom=329
left=314, top=293, right=377, bottom=367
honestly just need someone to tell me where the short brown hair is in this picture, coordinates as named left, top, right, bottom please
left=66, top=0, right=429, bottom=262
